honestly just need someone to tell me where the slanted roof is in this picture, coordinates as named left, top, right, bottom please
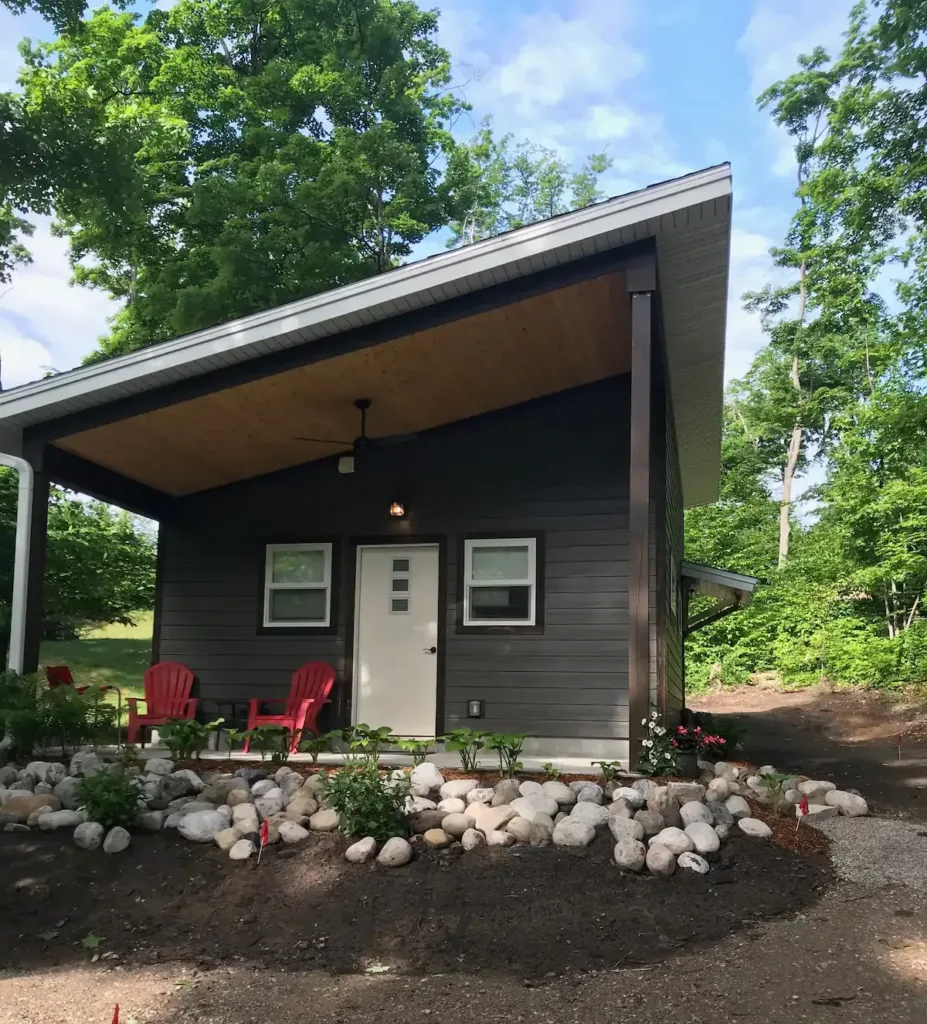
left=0, top=164, right=732, bottom=505
left=682, top=560, right=759, bottom=635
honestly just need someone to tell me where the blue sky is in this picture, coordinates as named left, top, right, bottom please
left=0, top=0, right=855, bottom=390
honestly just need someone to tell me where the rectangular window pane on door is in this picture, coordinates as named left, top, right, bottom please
left=269, top=588, right=327, bottom=622
left=271, top=549, right=326, bottom=584
left=469, top=585, right=531, bottom=620
left=470, top=545, right=529, bottom=580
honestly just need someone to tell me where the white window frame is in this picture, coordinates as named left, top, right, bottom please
left=263, top=542, right=332, bottom=628
left=463, top=537, right=537, bottom=627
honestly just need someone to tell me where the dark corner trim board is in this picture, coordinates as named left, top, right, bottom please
left=454, top=532, right=546, bottom=636
left=343, top=535, right=448, bottom=737
left=24, top=239, right=658, bottom=446
left=151, top=528, right=166, bottom=666
left=254, top=536, right=341, bottom=637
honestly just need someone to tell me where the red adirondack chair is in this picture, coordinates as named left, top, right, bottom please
left=242, top=661, right=336, bottom=754
left=45, top=665, right=76, bottom=689
left=126, top=661, right=198, bottom=745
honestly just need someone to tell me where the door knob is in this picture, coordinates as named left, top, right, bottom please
left=423, top=646, right=437, bottom=654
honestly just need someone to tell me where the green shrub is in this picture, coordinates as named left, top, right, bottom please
left=591, top=759, right=623, bottom=783
left=323, top=761, right=410, bottom=841
left=635, top=711, right=679, bottom=776
left=299, top=729, right=341, bottom=763
left=542, top=761, right=561, bottom=780
left=690, top=711, right=746, bottom=756
left=391, top=737, right=435, bottom=765
left=485, top=732, right=526, bottom=778
left=241, top=724, right=291, bottom=763
left=158, top=717, right=223, bottom=760
left=345, top=724, right=395, bottom=764
left=3, top=678, right=117, bottom=758
left=441, top=727, right=488, bottom=771
left=76, top=766, right=143, bottom=830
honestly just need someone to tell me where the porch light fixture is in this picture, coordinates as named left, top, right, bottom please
left=389, top=501, right=406, bottom=517
left=338, top=455, right=355, bottom=475
left=468, top=699, right=484, bottom=718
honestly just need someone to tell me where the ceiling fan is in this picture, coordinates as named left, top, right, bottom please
left=295, top=398, right=417, bottom=473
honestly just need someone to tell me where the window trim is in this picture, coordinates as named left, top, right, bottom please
left=262, top=542, right=333, bottom=628
left=462, top=536, right=538, bottom=628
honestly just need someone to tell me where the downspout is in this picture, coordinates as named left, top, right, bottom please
left=0, top=453, right=33, bottom=673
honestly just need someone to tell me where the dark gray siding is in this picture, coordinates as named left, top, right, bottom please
left=663, top=402, right=685, bottom=715
left=158, top=377, right=631, bottom=741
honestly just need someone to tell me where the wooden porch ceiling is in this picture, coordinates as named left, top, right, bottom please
left=54, top=271, right=631, bottom=496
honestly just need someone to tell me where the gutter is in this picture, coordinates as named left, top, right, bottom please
left=0, top=452, right=33, bottom=673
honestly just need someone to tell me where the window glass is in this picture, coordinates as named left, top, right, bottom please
left=470, top=545, right=529, bottom=581
left=271, top=548, right=326, bottom=584
left=269, top=589, right=327, bottom=622
left=469, top=586, right=531, bottom=620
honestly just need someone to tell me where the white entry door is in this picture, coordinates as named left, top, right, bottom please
left=353, top=545, right=439, bottom=736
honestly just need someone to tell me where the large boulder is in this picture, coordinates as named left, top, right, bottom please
left=541, top=780, right=576, bottom=806
left=52, top=776, right=82, bottom=810
left=684, top=821, right=721, bottom=855
left=3, top=794, right=60, bottom=823
left=466, top=787, right=494, bottom=805
left=409, top=762, right=444, bottom=796
left=227, top=789, right=255, bottom=808
left=441, top=812, right=474, bottom=838
left=69, top=751, right=104, bottom=778
left=468, top=803, right=517, bottom=834
left=724, top=795, right=752, bottom=819
left=518, top=780, right=544, bottom=797
left=73, top=821, right=105, bottom=850
left=178, top=810, right=228, bottom=843
left=738, top=817, right=773, bottom=839
left=279, top=821, right=310, bottom=844
left=439, top=779, right=478, bottom=801
left=633, top=809, right=665, bottom=836
left=232, top=803, right=260, bottom=835
left=285, top=793, right=319, bottom=818
left=667, top=782, right=706, bottom=805
left=797, top=779, right=837, bottom=803
left=647, top=787, right=681, bottom=827
left=575, top=784, right=604, bottom=805
left=612, top=787, right=646, bottom=809
left=103, top=826, right=131, bottom=854
left=279, top=773, right=305, bottom=799
left=0, top=765, right=18, bottom=787
left=409, top=809, right=445, bottom=834
left=251, top=779, right=277, bottom=798
left=510, top=794, right=559, bottom=821
left=608, top=798, right=634, bottom=820
left=44, top=763, right=67, bottom=786
left=614, top=837, right=646, bottom=871
left=308, top=808, right=339, bottom=831
left=569, top=801, right=609, bottom=828
left=492, top=779, right=521, bottom=806
left=37, top=809, right=81, bottom=831
left=163, top=770, right=204, bottom=799
left=680, top=801, right=713, bottom=826
left=485, top=828, right=515, bottom=847
left=377, top=836, right=413, bottom=867
left=506, top=816, right=533, bottom=843
left=825, top=791, right=869, bottom=817
left=24, top=761, right=51, bottom=784
left=255, top=788, right=285, bottom=820
left=706, top=777, right=732, bottom=802
left=552, top=818, right=595, bottom=847
left=645, top=843, right=676, bottom=877
left=608, top=816, right=644, bottom=843
left=648, top=827, right=693, bottom=855
left=345, top=837, right=378, bottom=863
left=406, top=795, right=438, bottom=814
left=436, top=798, right=466, bottom=815
left=423, top=828, right=452, bottom=849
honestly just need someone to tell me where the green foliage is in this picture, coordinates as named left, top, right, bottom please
left=75, top=765, right=142, bottom=830
left=298, top=729, right=339, bottom=763
left=634, top=711, right=678, bottom=777
left=441, top=728, right=488, bottom=772
left=345, top=724, right=395, bottom=765
left=158, top=718, right=223, bottom=761
left=590, top=760, right=622, bottom=784
left=242, top=724, right=289, bottom=764
left=484, top=732, right=526, bottom=779
left=392, top=737, right=435, bottom=765
left=760, top=772, right=794, bottom=817
left=323, top=761, right=409, bottom=841
left=1, top=676, right=117, bottom=758
left=690, top=712, right=746, bottom=757
left=541, top=762, right=561, bottom=780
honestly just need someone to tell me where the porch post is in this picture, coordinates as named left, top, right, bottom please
left=627, top=259, right=655, bottom=768
left=21, top=445, right=49, bottom=676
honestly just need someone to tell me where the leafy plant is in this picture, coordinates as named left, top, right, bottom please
left=670, top=724, right=727, bottom=757
left=243, top=725, right=291, bottom=764
left=158, top=718, right=223, bottom=761
left=591, top=760, right=623, bottom=783
left=691, top=711, right=746, bottom=757
left=323, top=761, right=410, bottom=842
left=542, top=762, right=561, bottom=780
left=760, top=772, right=794, bottom=816
left=298, top=729, right=339, bottom=763
left=224, top=728, right=247, bottom=760
left=635, top=710, right=679, bottom=777
left=76, top=766, right=143, bottom=830
left=485, top=732, right=526, bottom=778
left=442, top=728, right=488, bottom=772
left=3, top=678, right=116, bottom=758
left=346, top=724, right=395, bottom=765
left=392, top=737, right=435, bottom=765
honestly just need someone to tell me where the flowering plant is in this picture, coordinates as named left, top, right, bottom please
left=635, top=709, right=678, bottom=776
left=670, top=724, right=726, bottom=755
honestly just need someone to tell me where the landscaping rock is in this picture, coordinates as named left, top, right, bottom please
left=9, top=779, right=33, bottom=793
left=685, top=820, right=721, bottom=854
left=303, top=774, right=326, bottom=795
left=714, top=761, right=736, bottom=778
left=608, top=816, right=645, bottom=842
left=103, top=826, right=131, bottom=854
left=613, top=837, right=647, bottom=871
left=442, top=812, right=474, bottom=837
left=466, top=787, right=494, bottom=805
left=554, top=811, right=567, bottom=825
left=73, top=821, right=105, bottom=850
left=541, top=780, right=576, bottom=805
left=570, top=801, right=610, bottom=827
left=825, top=791, right=869, bottom=817
left=607, top=797, right=634, bottom=819
left=405, top=795, right=438, bottom=814
left=232, top=804, right=260, bottom=834
left=251, top=779, right=276, bottom=797
left=37, top=809, right=81, bottom=831
left=285, top=793, right=319, bottom=818
left=409, top=762, right=444, bottom=796
left=439, top=779, right=478, bottom=801
left=279, top=821, right=310, bottom=843
left=492, top=779, right=521, bottom=805
left=235, top=767, right=266, bottom=786
left=345, top=837, right=377, bottom=863
left=409, top=809, right=445, bottom=834
left=3, top=794, right=60, bottom=823
left=724, top=795, right=752, bottom=819
left=34, top=782, right=53, bottom=796
left=227, top=789, right=255, bottom=808
left=308, top=808, right=339, bottom=832
left=714, top=822, right=732, bottom=841
left=553, top=818, right=595, bottom=847
left=27, top=806, right=53, bottom=826
left=530, top=822, right=553, bottom=846
left=3, top=822, right=29, bottom=832
left=800, top=802, right=839, bottom=820
left=178, top=810, right=228, bottom=842
left=485, top=828, right=516, bottom=847
left=0, top=766, right=18, bottom=787
left=519, top=780, right=544, bottom=797
left=274, top=766, right=295, bottom=784
left=424, top=828, right=452, bottom=849
left=758, top=764, right=778, bottom=776
left=279, top=773, right=305, bottom=799
left=44, top=763, right=67, bottom=786
left=632, top=778, right=657, bottom=799
left=647, top=787, right=681, bottom=827
left=680, top=801, right=713, bottom=826
left=145, top=757, right=174, bottom=776
left=648, top=827, right=694, bottom=855
left=255, top=788, right=285, bottom=820
left=738, top=817, right=773, bottom=839
left=461, top=827, right=485, bottom=851
left=708, top=801, right=734, bottom=827
left=202, top=778, right=250, bottom=804
left=506, top=816, right=533, bottom=843
left=229, top=839, right=254, bottom=861
left=469, top=803, right=517, bottom=833
left=170, top=769, right=204, bottom=794
left=24, top=761, right=50, bottom=783
left=706, top=777, right=732, bottom=802
left=678, top=851, right=710, bottom=874
left=633, top=809, right=665, bottom=836
left=214, top=827, right=243, bottom=851
left=798, top=779, right=837, bottom=802
left=645, top=843, right=676, bottom=877
left=377, top=836, right=413, bottom=867
left=52, top=776, right=81, bottom=810
left=576, top=784, right=604, bottom=804
left=436, top=797, right=466, bottom=814
left=510, top=794, right=559, bottom=820
left=667, top=782, right=705, bottom=804
left=613, top=786, right=646, bottom=809
left=783, top=788, right=802, bottom=805
left=136, top=810, right=165, bottom=831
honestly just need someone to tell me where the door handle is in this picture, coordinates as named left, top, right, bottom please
left=423, top=646, right=437, bottom=654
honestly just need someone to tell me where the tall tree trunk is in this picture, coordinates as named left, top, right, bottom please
left=778, top=259, right=807, bottom=566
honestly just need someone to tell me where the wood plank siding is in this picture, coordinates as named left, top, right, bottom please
left=663, top=404, right=685, bottom=716
left=156, top=378, right=634, bottom=752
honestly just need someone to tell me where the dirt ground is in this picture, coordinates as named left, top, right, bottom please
left=6, top=684, right=927, bottom=1024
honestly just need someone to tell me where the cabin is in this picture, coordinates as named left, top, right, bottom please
left=0, top=163, right=755, bottom=765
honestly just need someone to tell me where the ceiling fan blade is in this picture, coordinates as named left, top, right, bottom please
left=370, top=432, right=419, bottom=448
left=294, top=436, right=353, bottom=445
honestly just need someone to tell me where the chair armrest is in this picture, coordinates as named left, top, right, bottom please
left=126, top=697, right=145, bottom=711
left=185, top=698, right=200, bottom=715
left=293, top=698, right=314, bottom=730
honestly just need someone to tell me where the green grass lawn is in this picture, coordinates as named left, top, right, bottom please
left=39, top=611, right=153, bottom=699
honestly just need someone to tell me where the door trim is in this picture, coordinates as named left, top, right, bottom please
left=346, top=536, right=447, bottom=737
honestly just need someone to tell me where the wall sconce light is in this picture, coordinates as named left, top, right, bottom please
left=468, top=699, right=484, bottom=718
left=389, top=501, right=406, bottom=517
left=338, top=455, right=355, bottom=475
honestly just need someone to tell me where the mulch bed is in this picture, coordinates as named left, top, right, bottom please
left=0, top=828, right=830, bottom=979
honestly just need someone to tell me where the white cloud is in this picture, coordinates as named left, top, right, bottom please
left=724, top=224, right=779, bottom=382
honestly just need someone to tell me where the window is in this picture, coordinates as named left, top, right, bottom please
left=463, top=538, right=537, bottom=626
left=389, top=558, right=411, bottom=614
left=263, top=543, right=332, bottom=627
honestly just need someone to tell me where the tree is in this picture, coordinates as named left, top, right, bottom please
left=445, top=118, right=612, bottom=247
left=9, top=0, right=468, bottom=358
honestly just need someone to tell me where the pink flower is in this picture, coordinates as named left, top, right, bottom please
left=671, top=739, right=679, bottom=748
left=677, top=726, right=688, bottom=736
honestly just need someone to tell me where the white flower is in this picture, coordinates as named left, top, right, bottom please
left=655, top=726, right=666, bottom=736
left=642, top=739, right=653, bottom=748
left=641, top=718, right=648, bottom=726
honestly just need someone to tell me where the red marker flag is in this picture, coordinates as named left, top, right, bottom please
left=796, top=794, right=809, bottom=831
left=112, top=1005, right=119, bottom=1024
left=257, top=820, right=269, bottom=864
